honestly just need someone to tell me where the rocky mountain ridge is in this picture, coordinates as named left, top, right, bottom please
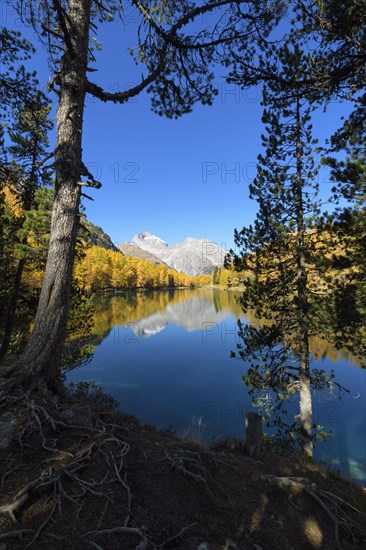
left=79, top=223, right=226, bottom=276
left=118, top=242, right=166, bottom=265
left=79, top=218, right=118, bottom=251
left=132, top=231, right=226, bottom=275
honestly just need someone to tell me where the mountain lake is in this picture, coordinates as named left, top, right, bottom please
left=66, top=289, right=366, bottom=486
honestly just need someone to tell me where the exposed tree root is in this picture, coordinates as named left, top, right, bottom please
left=262, top=474, right=364, bottom=549
left=1, top=386, right=365, bottom=549
left=0, top=493, right=29, bottom=523
left=0, top=528, right=34, bottom=541
left=157, top=521, right=198, bottom=548
left=0, top=392, right=147, bottom=549
left=164, top=448, right=220, bottom=504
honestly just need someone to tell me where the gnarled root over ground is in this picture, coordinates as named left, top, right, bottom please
left=1, top=388, right=366, bottom=549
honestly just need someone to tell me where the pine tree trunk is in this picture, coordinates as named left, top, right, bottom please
left=295, top=93, right=313, bottom=458
left=299, top=354, right=312, bottom=456
left=0, top=141, right=39, bottom=360
left=1, top=0, right=92, bottom=390
left=0, top=259, right=26, bottom=360
left=243, top=412, right=263, bottom=456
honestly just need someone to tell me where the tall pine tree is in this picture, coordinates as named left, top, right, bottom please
left=230, top=43, right=334, bottom=457
left=0, top=92, right=53, bottom=358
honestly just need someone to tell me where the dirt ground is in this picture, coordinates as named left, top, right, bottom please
left=0, top=391, right=365, bottom=550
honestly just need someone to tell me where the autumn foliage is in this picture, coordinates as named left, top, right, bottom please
left=73, top=245, right=211, bottom=292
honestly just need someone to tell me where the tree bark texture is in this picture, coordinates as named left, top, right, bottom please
left=295, top=92, right=313, bottom=458
left=3, top=0, right=92, bottom=388
left=243, top=412, right=263, bottom=456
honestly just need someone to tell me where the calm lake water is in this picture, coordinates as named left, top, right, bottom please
left=67, top=289, right=366, bottom=485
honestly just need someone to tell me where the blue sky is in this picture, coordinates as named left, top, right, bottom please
left=2, top=3, right=352, bottom=251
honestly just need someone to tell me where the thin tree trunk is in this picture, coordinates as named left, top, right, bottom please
left=0, top=258, right=26, bottom=360
left=295, top=92, right=313, bottom=458
left=1, top=0, right=92, bottom=390
left=0, top=141, right=39, bottom=360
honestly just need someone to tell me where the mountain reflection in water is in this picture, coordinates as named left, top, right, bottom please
left=67, top=289, right=366, bottom=485
left=132, top=297, right=231, bottom=337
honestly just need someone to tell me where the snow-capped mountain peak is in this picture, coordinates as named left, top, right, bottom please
left=133, top=231, right=168, bottom=249
left=130, top=231, right=226, bottom=275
